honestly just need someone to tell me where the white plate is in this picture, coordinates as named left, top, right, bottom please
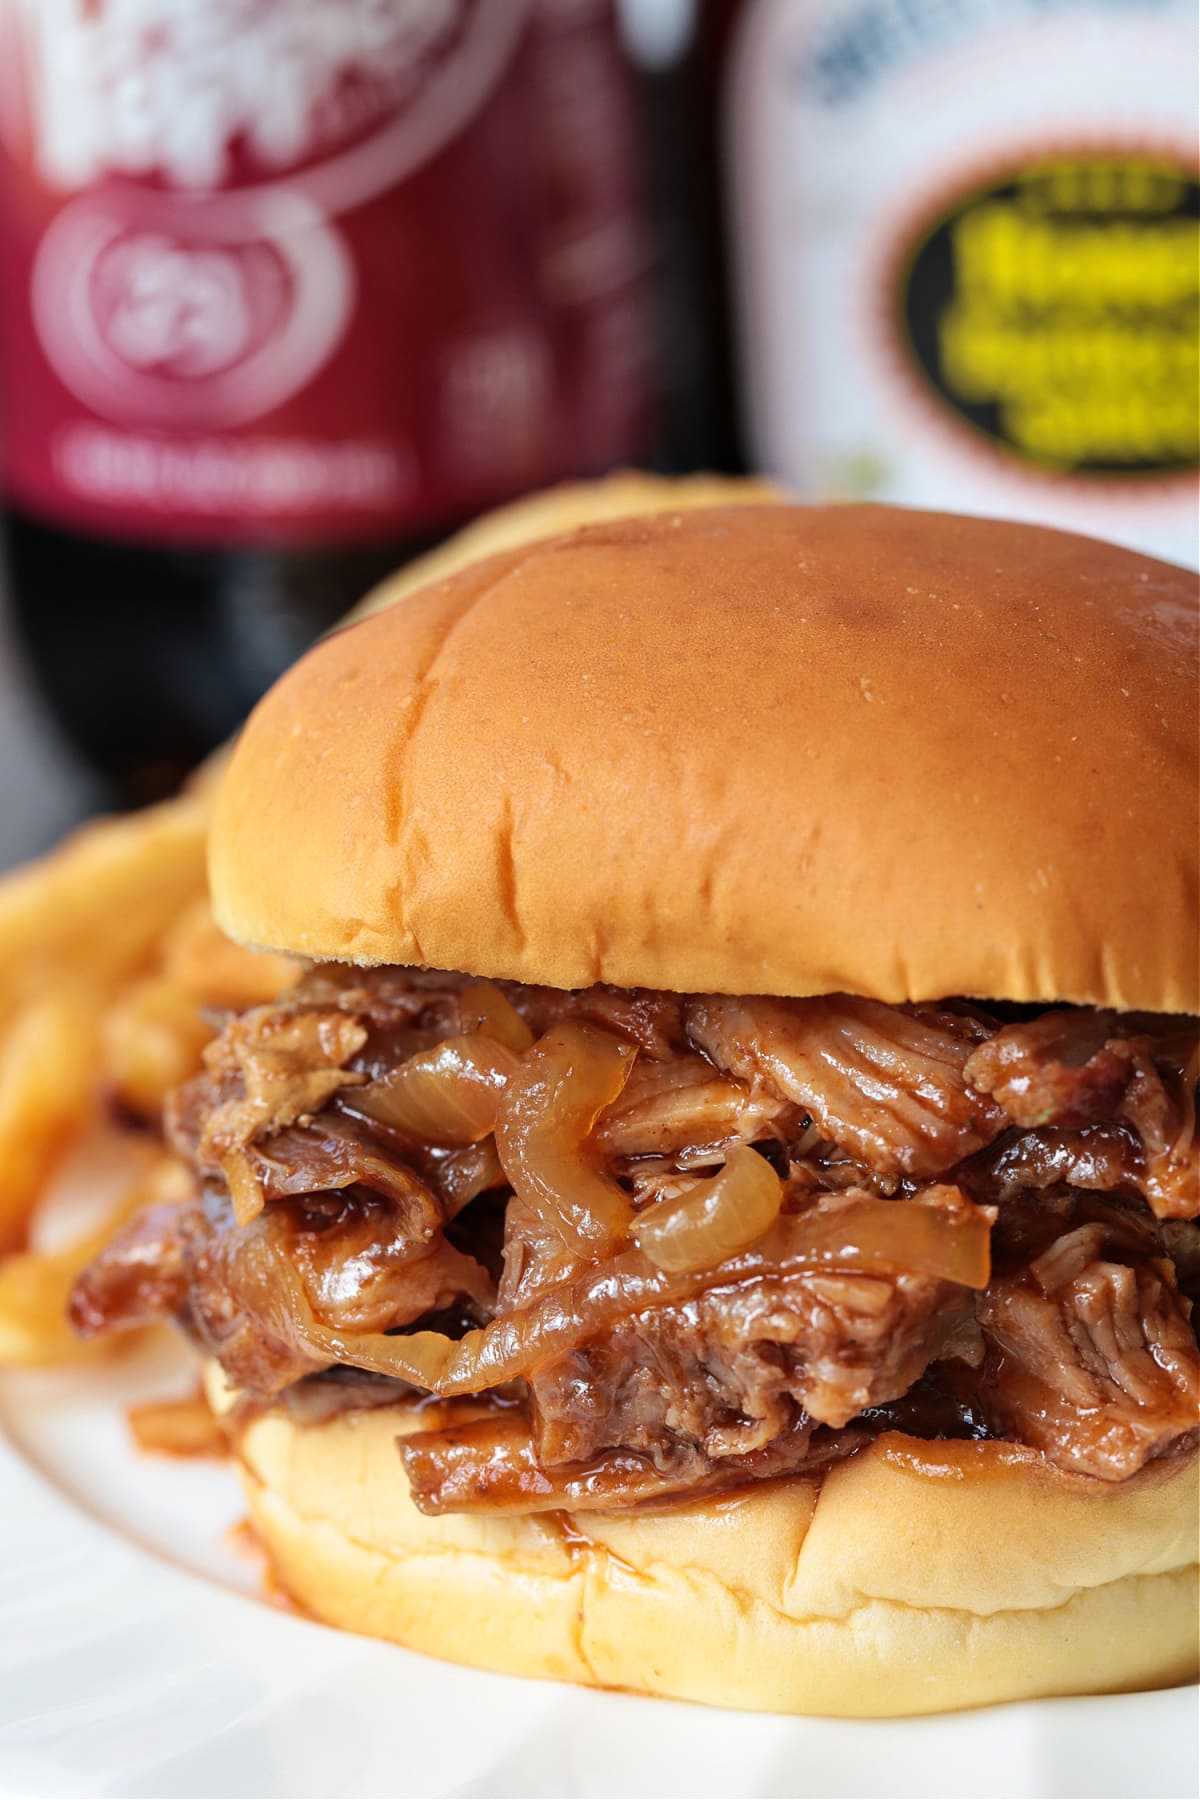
left=0, top=1341, right=1195, bottom=1800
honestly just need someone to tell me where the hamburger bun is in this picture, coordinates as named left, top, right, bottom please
left=211, top=504, right=1198, bottom=1011
left=206, top=498, right=1198, bottom=1714
left=209, top=1367, right=1199, bottom=1718
left=346, top=468, right=784, bottom=626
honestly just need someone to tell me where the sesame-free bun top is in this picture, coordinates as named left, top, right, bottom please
left=210, top=504, right=1199, bottom=1011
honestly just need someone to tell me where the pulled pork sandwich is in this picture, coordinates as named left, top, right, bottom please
left=72, top=504, right=1199, bottom=1716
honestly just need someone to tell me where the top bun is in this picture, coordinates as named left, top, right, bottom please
left=345, top=468, right=784, bottom=627
left=210, top=504, right=1198, bottom=1012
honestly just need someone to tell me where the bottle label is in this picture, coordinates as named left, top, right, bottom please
left=0, top=0, right=652, bottom=543
left=900, top=156, right=1199, bottom=477
left=730, top=0, right=1200, bottom=565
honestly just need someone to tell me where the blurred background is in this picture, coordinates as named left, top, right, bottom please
left=0, top=0, right=1196, bottom=868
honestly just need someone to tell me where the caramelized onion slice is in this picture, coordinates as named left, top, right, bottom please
left=634, top=1144, right=783, bottom=1272
left=281, top=1186, right=993, bottom=1396
left=437, top=1138, right=505, bottom=1216
left=494, top=1021, right=635, bottom=1254
left=779, top=1186, right=993, bottom=1290
left=459, top=981, right=534, bottom=1054
left=222, top=1150, right=266, bottom=1227
left=352, top=1034, right=518, bottom=1145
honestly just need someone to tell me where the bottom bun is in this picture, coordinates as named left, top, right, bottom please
left=209, top=1369, right=1199, bottom=1717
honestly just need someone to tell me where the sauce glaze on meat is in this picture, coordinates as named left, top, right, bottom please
left=72, top=966, right=1200, bottom=1512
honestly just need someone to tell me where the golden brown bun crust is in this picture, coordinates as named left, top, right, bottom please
left=214, top=1376, right=1199, bottom=1717
left=344, top=469, right=785, bottom=626
left=211, top=503, right=1198, bottom=1010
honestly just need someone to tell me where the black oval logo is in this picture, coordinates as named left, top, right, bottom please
left=899, top=156, right=1200, bottom=476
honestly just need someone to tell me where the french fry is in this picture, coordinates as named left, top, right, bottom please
left=0, top=1223, right=112, bottom=1366
left=0, top=794, right=209, bottom=1012
left=0, top=1150, right=190, bottom=1366
left=161, top=896, right=297, bottom=1008
left=99, top=900, right=296, bottom=1119
left=0, top=982, right=101, bottom=1253
left=128, top=1390, right=227, bottom=1457
left=100, top=975, right=213, bottom=1120
left=0, top=800, right=255, bottom=1323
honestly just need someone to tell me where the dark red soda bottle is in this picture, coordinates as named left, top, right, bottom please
left=0, top=0, right=655, bottom=804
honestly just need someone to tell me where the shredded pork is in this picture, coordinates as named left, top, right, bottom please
left=71, top=966, right=1200, bottom=1509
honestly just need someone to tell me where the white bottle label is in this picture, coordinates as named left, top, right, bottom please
left=729, top=0, right=1199, bottom=565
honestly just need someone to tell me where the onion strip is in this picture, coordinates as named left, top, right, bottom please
left=352, top=1034, right=518, bottom=1145
left=459, top=982, right=534, bottom=1054
left=633, top=1144, right=783, bottom=1272
left=494, top=1021, right=635, bottom=1254
left=436, top=1138, right=505, bottom=1216
left=222, top=1150, right=266, bottom=1227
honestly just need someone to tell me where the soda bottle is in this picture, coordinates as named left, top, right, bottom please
left=0, top=0, right=656, bottom=803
